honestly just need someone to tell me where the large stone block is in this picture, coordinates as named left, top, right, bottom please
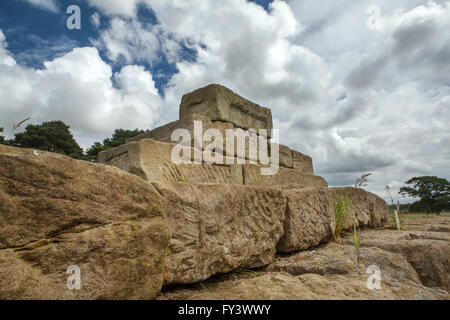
left=99, top=138, right=244, bottom=184
left=180, top=84, right=273, bottom=137
left=99, top=138, right=328, bottom=187
left=0, top=145, right=170, bottom=300
left=291, top=150, right=314, bottom=174
left=244, top=165, right=328, bottom=188
left=329, top=187, right=388, bottom=228
left=342, top=229, right=450, bottom=291
left=158, top=271, right=449, bottom=300
left=276, top=187, right=334, bottom=253
left=126, top=113, right=213, bottom=145
left=151, top=182, right=286, bottom=284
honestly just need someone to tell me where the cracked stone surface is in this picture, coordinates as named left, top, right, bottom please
left=0, top=145, right=171, bottom=299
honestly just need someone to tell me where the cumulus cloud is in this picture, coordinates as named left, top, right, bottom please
left=2, top=0, right=449, bottom=203
left=22, top=0, right=59, bottom=12
left=0, top=34, right=162, bottom=148
left=86, top=0, right=140, bottom=17
left=91, top=12, right=101, bottom=29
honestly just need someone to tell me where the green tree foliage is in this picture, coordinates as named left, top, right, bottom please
left=86, top=142, right=104, bottom=162
left=86, top=128, right=145, bottom=162
left=8, top=121, right=86, bottom=160
left=0, top=127, right=4, bottom=144
left=399, top=176, right=450, bottom=214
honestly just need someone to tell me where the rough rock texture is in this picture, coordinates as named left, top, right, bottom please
left=99, top=138, right=328, bottom=187
left=269, top=242, right=421, bottom=284
left=99, top=138, right=244, bottom=184
left=158, top=272, right=449, bottom=300
left=278, top=144, right=293, bottom=168
left=0, top=145, right=171, bottom=300
left=291, top=150, right=314, bottom=174
left=329, top=187, right=388, bottom=228
left=125, top=113, right=213, bottom=145
left=125, top=114, right=271, bottom=165
left=276, top=188, right=334, bottom=253
left=180, top=84, right=273, bottom=138
left=151, top=182, right=286, bottom=285
left=275, top=187, right=387, bottom=253
left=243, top=165, right=328, bottom=187
left=342, top=229, right=450, bottom=291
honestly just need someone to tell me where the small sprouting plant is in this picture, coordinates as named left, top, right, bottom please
left=333, top=194, right=351, bottom=243
left=233, top=261, right=258, bottom=276
left=353, top=222, right=361, bottom=272
left=177, top=176, right=188, bottom=183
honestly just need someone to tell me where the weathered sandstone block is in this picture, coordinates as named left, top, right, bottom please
left=100, top=138, right=244, bottom=184
left=276, top=188, right=334, bottom=253
left=158, top=272, right=449, bottom=300
left=278, top=144, right=293, bottom=168
left=269, top=242, right=422, bottom=284
left=244, top=165, right=328, bottom=188
left=180, top=84, right=273, bottom=138
left=291, top=150, right=314, bottom=174
left=0, top=145, right=170, bottom=300
left=126, top=113, right=213, bottom=145
left=151, top=182, right=286, bottom=284
left=342, top=229, right=450, bottom=291
left=329, top=187, right=388, bottom=228
left=99, top=138, right=328, bottom=187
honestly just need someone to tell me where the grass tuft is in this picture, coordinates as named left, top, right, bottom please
left=333, top=194, right=351, bottom=243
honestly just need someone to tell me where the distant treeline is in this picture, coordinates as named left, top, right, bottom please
left=0, top=120, right=145, bottom=162
left=389, top=202, right=450, bottom=213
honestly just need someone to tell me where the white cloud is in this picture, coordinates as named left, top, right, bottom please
left=22, top=0, right=59, bottom=12
left=86, top=0, right=140, bottom=17
left=91, top=12, right=101, bottom=29
left=0, top=36, right=162, bottom=148
left=95, top=18, right=161, bottom=65
left=3, top=0, right=450, bottom=203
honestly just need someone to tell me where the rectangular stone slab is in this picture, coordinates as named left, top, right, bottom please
left=180, top=84, right=273, bottom=138
left=126, top=113, right=214, bottom=145
left=0, top=145, right=170, bottom=299
left=291, top=149, right=314, bottom=174
left=243, top=165, right=328, bottom=188
left=329, top=187, right=388, bottom=228
left=276, top=187, right=334, bottom=253
left=276, top=186, right=389, bottom=254
left=152, top=182, right=286, bottom=284
left=99, top=138, right=328, bottom=187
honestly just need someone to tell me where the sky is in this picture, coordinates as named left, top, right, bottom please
left=0, top=0, right=449, bottom=203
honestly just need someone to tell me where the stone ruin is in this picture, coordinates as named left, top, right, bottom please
left=99, top=84, right=327, bottom=188
left=99, top=84, right=388, bottom=285
left=6, top=84, right=450, bottom=300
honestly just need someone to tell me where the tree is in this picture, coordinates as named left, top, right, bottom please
left=86, top=142, right=104, bottom=162
left=399, top=176, right=450, bottom=214
left=8, top=121, right=86, bottom=159
left=86, top=128, right=145, bottom=162
left=0, top=127, right=4, bottom=144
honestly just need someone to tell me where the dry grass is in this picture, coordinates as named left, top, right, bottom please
left=398, top=211, right=450, bottom=220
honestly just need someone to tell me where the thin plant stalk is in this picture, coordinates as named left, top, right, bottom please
left=353, top=222, right=361, bottom=273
